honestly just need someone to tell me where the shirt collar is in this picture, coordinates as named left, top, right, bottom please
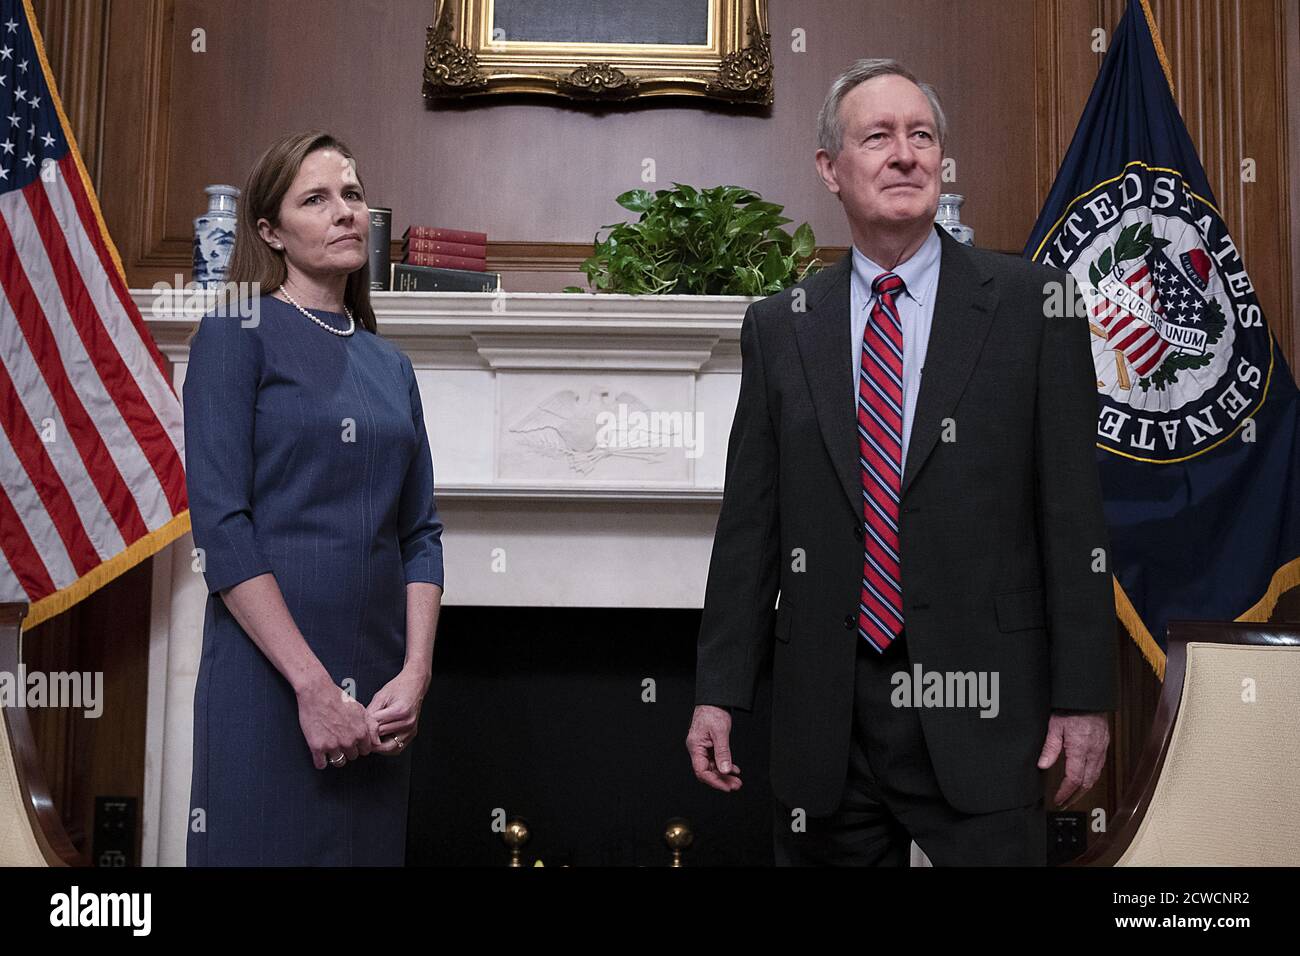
left=851, top=224, right=943, bottom=307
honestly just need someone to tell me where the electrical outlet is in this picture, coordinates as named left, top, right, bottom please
left=93, top=796, right=136, bottom=867
left=1047, top=811, right=1087, bottom=866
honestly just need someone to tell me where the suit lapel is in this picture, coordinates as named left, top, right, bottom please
left=792, top=229, right=1000, bottom=521
left=794, top=253, right=861, bottom=519
left=901, top=229, right=999, bottom=496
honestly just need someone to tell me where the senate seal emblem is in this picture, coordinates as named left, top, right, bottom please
left=1035, top=162, right=1274, bottom=463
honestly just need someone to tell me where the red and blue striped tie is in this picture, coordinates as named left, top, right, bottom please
left=857, top=272, right=906, bottom=653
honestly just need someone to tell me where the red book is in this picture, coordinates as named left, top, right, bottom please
left=402, top=226, right=488, bottom=245
left=402, top=237, right=488, bottom=258
left=403, top=251, right=488, bottom=271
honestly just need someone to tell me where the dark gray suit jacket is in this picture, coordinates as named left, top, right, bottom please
left=695, top=225, right=1116, bottom=816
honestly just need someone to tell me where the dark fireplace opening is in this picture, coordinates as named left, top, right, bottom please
left=407, top=606, right=774, bottom=866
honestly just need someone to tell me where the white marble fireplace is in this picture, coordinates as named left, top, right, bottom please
left=136, top=289, right=749, bottom=867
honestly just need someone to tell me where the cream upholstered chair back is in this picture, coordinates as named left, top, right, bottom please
left=1118, top=640, right=1300, bottom=864
left=1078, top=621, right=1300, bottom=866
left=0, top=604, right=77, bottom=867
left=0, top=702, right=51, bottom=866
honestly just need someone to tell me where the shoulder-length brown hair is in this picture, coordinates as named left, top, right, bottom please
left=224, top=130, right=378, bottom=333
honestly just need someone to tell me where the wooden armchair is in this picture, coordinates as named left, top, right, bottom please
left=0, top=604, right=80, bottom=866
left=1077, top=620, right=1300, bottom=865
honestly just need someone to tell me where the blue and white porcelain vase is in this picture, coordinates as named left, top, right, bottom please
left=935, top=193, right=974, bottom=246
left=193, top=184, right=239, bottom=287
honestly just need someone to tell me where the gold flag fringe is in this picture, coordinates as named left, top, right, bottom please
left=1113, top=556, right=1300, bottom=686
left=22, top=512, right=192, bottom=631
left=1114, top=578, right=1166, bottom=681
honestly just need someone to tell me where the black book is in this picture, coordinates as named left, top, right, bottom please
left=389, top=262, right=501, bottom=293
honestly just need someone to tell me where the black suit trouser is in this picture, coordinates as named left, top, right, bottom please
left=773, top=633, right=1046, bottom=866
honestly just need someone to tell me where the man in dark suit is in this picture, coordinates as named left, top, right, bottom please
left=685, top=59, right=1115, bottom=865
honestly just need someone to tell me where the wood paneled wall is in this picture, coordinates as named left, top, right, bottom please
left=27, top=1, right=1297, bottom=363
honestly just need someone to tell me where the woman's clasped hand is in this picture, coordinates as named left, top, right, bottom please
left=294, top=670, right=424, bottom=769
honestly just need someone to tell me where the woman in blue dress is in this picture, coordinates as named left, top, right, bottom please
left=183, top=131, right=445, bottom=865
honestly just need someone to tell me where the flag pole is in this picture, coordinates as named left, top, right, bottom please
left=1138, top=0, right=1177, bottom=97
left=1120, top=0, right=1176, bottom=680
left=1109, top=1, right=1179, bottom=681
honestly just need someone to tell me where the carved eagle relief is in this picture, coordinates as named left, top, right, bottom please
left=507, top=387, right=669, bottom=475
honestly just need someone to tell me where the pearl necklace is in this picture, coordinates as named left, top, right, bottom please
left=276, top=285, right=356, bottom=336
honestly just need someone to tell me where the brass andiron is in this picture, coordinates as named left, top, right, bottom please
left=503, top=817, right=531, bottom=867
left=664, top=818, right=693, bottom=867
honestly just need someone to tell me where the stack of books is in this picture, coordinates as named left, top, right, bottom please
left=402, top=226, right=488, bottom=270
left=391, top=226, right=500, bottom=292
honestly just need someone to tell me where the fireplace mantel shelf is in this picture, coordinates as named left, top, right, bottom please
left=135, top=288, right=758, bottom=337
left=136, top=289, right=752, bottom=503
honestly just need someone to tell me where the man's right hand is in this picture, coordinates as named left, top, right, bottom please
left=686, top=704, right=743, bottom=792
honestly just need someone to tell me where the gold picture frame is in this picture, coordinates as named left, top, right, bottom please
left=423, top=0, right=772, bottom=105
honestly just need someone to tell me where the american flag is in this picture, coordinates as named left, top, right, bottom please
left=0, top=0, right=188, bottom=628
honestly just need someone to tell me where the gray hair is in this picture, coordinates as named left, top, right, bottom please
left=817, top=58, right=947, bottom=157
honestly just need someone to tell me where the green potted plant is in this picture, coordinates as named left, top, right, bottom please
left=565, top=183, right=822, bottom=296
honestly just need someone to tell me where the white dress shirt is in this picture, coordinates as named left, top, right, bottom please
left=850, top=225, right=943, bottom=468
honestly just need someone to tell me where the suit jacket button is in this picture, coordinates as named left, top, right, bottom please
left=843, top=614, right=856, bottom=630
